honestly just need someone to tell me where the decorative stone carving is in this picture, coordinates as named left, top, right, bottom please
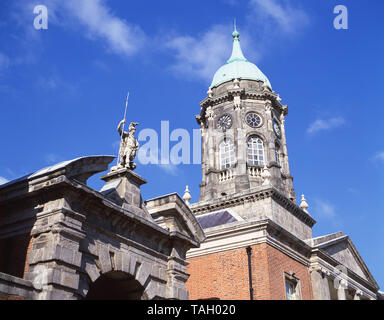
left=183, top=185, right=192, bottom=205
left=264, top=100, right=272, bottom=112
left=205, top=106, right=215, bottom=121
left=207, top=87, right=213, bottom=98
left=300, top=194, right=309, bottom=213
left=115, top=120, right=139, bottom=170
left=233, top=78, right=240, bottom=89
left=354, top=289, right=363, bottom=300
left=310, top=265, right=331, bottom=277
left=261, top=165, right=271, bottom=186
left=233, top=95, right=241, bottom=109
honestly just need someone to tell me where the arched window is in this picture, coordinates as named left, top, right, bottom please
left=247, top=136, right=265, bottom=166
left=275, top=143, right=280, bottom=166
left=219, top=139, right=235, bottom=169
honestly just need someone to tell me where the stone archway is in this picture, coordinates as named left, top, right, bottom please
left=85, top=271, right=147, bottom=300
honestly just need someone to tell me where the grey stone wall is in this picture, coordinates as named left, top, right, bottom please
left=0, top=156, right=203, bottom=300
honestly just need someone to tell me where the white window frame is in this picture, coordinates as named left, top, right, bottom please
left=284, top=273, right=302, bottom=300
left=247, top=136, right=265, bottom=166
left=219, top=139, right=236, bottom=170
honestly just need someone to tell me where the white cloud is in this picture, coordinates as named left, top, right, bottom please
left=373, top=151, right=384, bottom=163
left=312, top=198, right=336, bottom=219
left=347, top=187, right=359, bottom=195
left=166, top=24, right=232, bottom=81
left=44, top=153, right=64, bottom=164
left=16, top=0, right=146, bottom=59
left=166, top=0, right=309, bottom=82
left=137, top=144, right=180, bottom=176
left=307, top=117, right=346, bottom=135
left=36, top=73, right=77, bottom=93
left=0, top=176, right=9, bottom=185
left=249, top=0, right=310, bottom=35
left=92, top=59, right=110, bottom=72
left=157, top=163, right=180, bottom=176
left=61, top=0, right=146, bottom=57
left=0, top=52, right=10, bottom=70
left=166, top=24, right=260, bottom=82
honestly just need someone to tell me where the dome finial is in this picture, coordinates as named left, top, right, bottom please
left=228, top=21, right=245, bottom=63
left=232, top=19, right=239, bottom=39
left=209, top=21, right=273, bottom=90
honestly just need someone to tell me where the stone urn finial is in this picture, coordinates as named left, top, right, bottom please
left=183, top=185, right=192, bottom=205
left=261, top=165, right=271, bottom=186
left=300, top=194, right=309, bottom=213
left=233, top=78, right=240, bottom=89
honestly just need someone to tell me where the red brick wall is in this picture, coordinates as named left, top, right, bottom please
left=0, top=293, right=25, bottom=300
left=186, top=246, right=253, bottom=300
left=0, top=233, right=33, bottom=279
left=187, top=242, right=312, bottom=300
left=266, top=244, right=313, bottom=300
left=23, top=236, right=34, bottom=279
left=250, top=243, right=271, bottom=300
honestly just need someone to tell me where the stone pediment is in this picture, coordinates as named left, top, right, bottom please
left=312, top=233, right=377, bottom=287
left=145, top=193, right=205, bottom=246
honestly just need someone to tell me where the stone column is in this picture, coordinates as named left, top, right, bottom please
left=279, top=112, right=289, bottom=175
left=166, top=244, right=189, bottom=300
left=310, top=267, right=331, bottom=300
left=200, top=125, right=206, bottom=186
left=337, top=279, right=347, bottom=300
left=26, top=199, right=86, bottom=300
left=208, top=130, right=215, bottom=171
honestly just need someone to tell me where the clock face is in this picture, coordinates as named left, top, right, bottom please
left=217, top=114, right=232, bottom=130
left=246, top=112, right=262, bottom=128
left=273, top=119, right=282, bottom=138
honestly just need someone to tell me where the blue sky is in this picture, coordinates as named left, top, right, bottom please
left=0, top=0, right=383, bottom=290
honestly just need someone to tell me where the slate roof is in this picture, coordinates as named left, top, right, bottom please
left=196, top=210, right=240, bottom=229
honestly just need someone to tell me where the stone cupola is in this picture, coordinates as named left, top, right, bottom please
left=196, top=26, right=296, bottom=202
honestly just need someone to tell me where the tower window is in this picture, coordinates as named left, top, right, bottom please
left=219, top=139, right=235, bottom=169
left=246, top=112, right=262, bottom=128
left=247, top=136, right=265, bottom=166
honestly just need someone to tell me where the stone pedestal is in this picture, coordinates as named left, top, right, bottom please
left=100, top=168, right=147, bottom=208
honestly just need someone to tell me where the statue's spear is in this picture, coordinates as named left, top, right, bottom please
left=117, top=92, right=130, bottom=166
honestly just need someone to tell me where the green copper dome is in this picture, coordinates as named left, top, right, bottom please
left=210, top=28, right=272, bottom=89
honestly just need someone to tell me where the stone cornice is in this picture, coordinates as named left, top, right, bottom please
left=1, top=173, right=171, bottom=239
left=199, top=88, right=284, bottom=119
left=270, top=187, right=316, bottom=227
left=309, top=259, right=377, bottom=299
left=310, top=249, right=379, bottom=294
left=311, top=238, right=379, bottom=290
left=4, top=171, right=206, bottom=256
left=191, top=185, right=316, bottom=227
left=187, top=218, right=312, bottom=266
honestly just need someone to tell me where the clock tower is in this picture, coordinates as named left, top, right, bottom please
left=196, top=28, right=296, bottom=202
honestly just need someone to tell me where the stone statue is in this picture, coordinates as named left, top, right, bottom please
left=117, top=119, right=139, bottom=170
